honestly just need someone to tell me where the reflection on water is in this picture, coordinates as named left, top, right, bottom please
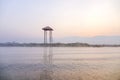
left=40, top=47, right=53, bottom=80
left=0, top=47, right=120, bottom=80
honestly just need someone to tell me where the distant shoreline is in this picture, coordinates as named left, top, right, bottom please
left=0, top=42, right=120, bottom=47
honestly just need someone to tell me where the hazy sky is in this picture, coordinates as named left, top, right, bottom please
left=0, top=0, right=120, bottom=42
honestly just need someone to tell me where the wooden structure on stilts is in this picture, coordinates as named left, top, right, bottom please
left=40, top=26, right=53, bottom=80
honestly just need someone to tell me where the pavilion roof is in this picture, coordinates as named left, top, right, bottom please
left=42, top=26, right=53, bottom=31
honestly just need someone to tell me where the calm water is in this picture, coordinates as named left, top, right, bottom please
left=0, top=47, right=120, bottom=80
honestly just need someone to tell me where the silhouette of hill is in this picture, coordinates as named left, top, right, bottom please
left=0, top=42, right=120, bottom=47
left=54, top=36, right=120, bottom=45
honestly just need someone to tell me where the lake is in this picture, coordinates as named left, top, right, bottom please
left=0, top=47, right=120, bottom=80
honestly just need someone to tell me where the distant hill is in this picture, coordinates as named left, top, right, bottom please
left=0, top=42, right=120, bottom=47
left=0, top=36, right=120, bottom=45
left=54, top=36, right=120, bottom=45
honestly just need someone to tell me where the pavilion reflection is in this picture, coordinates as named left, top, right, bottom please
left=40, top=46, right=53, bottom=80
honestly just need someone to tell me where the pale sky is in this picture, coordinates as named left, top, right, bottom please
left=0, top=0, right=120, bottom=42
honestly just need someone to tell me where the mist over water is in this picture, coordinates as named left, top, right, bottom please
left=0, top=47, right=120, bottom=80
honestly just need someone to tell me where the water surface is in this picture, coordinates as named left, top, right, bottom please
left=0, top=47, right=120, bottom=80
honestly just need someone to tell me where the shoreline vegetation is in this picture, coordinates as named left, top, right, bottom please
left=0, top=42, right=120, bottom=47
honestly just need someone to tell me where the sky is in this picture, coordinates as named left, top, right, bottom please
left=0, top=0, right=120, bottom=43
